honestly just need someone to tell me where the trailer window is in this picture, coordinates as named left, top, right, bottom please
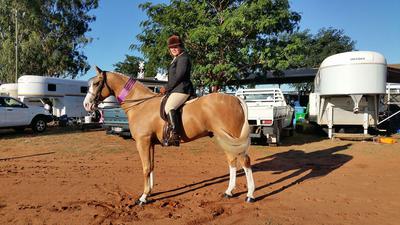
left=81, top=86, right=88, bottom=93
left=48, top=84, right=56, bottom=91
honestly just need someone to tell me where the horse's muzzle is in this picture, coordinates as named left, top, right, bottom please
left=84, top=102, right=96, bottom=112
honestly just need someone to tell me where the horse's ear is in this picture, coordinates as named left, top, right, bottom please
left=95, top=66, right=102, bottom=75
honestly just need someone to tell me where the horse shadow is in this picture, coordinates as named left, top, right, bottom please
left=278, top=132, right=327, bottom=146
left=249, top=143, right=352, bottom=201
left=151, top=144, right=353, bottom=202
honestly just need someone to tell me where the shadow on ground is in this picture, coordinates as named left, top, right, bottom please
left=0, top=125, right=104, bottom=140
left=251, top=131, right=327, bottom=147
left=151, top=144, right=353, bottom=202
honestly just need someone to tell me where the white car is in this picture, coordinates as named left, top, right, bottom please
left=0, top=96, right=53, bottom=132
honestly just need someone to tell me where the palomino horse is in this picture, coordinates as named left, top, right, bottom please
left=83, top=67, right=255, bottom=204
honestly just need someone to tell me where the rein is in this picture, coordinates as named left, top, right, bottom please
left=117, top=77, right=161, bottom=109
left=90, top=72, right=162, bottom=111
left=122, top=94, right=162, bottom=112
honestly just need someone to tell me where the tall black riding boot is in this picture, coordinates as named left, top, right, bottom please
left=167, top=109, right=181, bottom=146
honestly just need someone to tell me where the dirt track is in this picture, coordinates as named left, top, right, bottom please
left=0, top=127, right=399, bottom=225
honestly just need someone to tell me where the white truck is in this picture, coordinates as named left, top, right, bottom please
left=0, top=96, right=53, bottom=132
left=236, top=88, right=294, bottom=145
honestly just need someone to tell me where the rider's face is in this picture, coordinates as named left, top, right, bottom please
left=169, top=46, right=182, bottom=57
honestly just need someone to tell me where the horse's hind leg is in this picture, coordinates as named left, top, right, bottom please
left=238, top=153, right=256, bottom=202
left=224, top=153, right=237, bottom=198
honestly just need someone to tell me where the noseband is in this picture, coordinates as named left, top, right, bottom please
left=88, top=71, right=114, bottom=106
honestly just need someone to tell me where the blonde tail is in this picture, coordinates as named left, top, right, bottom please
left=215, top=96, right=250, bottom=153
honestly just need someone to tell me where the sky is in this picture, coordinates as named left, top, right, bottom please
left=79, top=0, right=400, bottom=81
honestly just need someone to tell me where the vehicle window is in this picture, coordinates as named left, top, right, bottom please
left=48, top=83, right=56, bottom=91
left=0, top=98, right=6, bottom=107
left=4, top=97, right=24, bottom=108
left=244, top=94, right=275, bottom=101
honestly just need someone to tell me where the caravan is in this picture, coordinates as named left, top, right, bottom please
left=17, top=75, right=89, bottom=122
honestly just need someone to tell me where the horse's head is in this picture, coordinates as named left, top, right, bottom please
left=83, top=66, right=114, bottom=112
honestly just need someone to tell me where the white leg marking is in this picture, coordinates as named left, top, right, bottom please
left=139, top=193, right=147, bottom=203
left=150, top=171, right=154, bottom=190
left=225, top=166, right=237, bottom=196
left=243, top=167, right=255, bottom=199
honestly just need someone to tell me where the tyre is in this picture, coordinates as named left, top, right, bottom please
left=119, top=131, right=132, bottom=139
left=272, top=121, right=281, bottom=146
left=31, top=117, right=47, bottom=133
left=105, top=127, right=114, bottom=135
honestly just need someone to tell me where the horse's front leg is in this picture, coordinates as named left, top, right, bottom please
left=135, top=135, right=153, bottom=205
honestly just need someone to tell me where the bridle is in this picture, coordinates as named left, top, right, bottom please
left=88, top=71, right=114, bottom=106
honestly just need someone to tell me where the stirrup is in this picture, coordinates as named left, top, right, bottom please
left=169, top=133, right=180, bottom=146
left=162, top=134, right=180, bottom=147
left=162, top=130, right=180, bottom=147
left=162, top=124, right=171, bottom=147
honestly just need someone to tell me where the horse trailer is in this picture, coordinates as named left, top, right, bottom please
left=309, top=51, right=387, bottom=138
left=0, top=83, right=18, bottom=98
left=17, top=75, right=89, bottom=122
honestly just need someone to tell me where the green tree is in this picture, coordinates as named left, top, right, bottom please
left=113, top=54, right=158, bottom=78
left=133, top=0, right=301, bottom=90
left=113, top=55, right=142, bottom=77
left=287, top=27, right=356, bottom=91
left=307, top=27, right=355, bottom=67
left=0, top=0, right=98, bottom=83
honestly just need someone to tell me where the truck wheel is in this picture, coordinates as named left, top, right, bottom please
left=276, top=130, right=281, bottom=144
left=32, top=117, right=47, bottom=133
left=259, top=135, right=269, bottom=146
left=272, top=122, right=281, bottom=146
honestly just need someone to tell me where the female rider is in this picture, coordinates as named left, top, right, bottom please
left=161, top=35, right=195, bottom=146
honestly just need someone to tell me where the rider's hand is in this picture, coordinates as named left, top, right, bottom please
left=160, top=86, right=167, bottom=95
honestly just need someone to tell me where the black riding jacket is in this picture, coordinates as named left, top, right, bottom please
left=166, top=52, right=195, bottom=95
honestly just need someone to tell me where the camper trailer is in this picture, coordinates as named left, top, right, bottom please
left=17, top=75, right=89, bottom=121
left=309, top=51, right=387, bottom=138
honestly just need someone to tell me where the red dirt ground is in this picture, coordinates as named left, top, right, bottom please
left=0, top=127, right=399, bottom=225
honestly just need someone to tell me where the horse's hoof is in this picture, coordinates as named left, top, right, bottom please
left=223, top=193, right=233, bottom=198
left=245, top=197, right=256, bottom=203
left=135, top=199, right=147, bottom=206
